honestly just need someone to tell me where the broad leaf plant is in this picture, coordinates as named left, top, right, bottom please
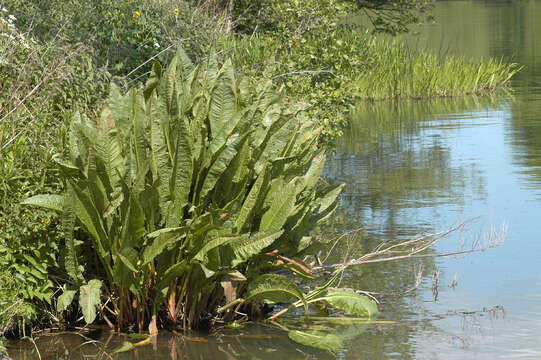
left=24, top=48, right=376, bottom=332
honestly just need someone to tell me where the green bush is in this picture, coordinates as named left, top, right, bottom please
left=25, top=48, right=354, bottom=331
left=3, top=0, right=226, bottom=78
left=0, top=5, right=110, bottom=332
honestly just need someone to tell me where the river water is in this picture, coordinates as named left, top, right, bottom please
left=8, top=0, right=541, bottom=359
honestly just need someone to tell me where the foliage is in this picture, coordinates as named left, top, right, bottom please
left=352, top=39, right=522, bottom=100
left=219, top=25, right=519, bottom=143
left=24, top=48, right=346, bottom=331
left=0, top=269, right=37, bottom=336
left=0, top=4, right=110, bottom=333
left=3, top=0, right=226, bottom=78
left=229, top=0, right=432, bottom=35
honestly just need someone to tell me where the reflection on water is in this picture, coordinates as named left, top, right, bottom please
left=6, top=325, right=331, bottom=360
left=9, top=0, right=541, bottom=359
left=326, top=97, right=494, bottom=236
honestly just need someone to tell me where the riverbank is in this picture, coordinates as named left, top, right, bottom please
left=0, top=0, right=519, bottom=349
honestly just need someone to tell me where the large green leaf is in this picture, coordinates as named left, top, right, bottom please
left=79, top=279, right=102, bottom=324
left=131, top=90, right=148, bottom=171
left=144, top=61, right=162, bottom=100
left=142, top=227, right=188, bottom=265
left=62, top=186, right=84, bottom=282
left=193, top=234, right=247, bottom=265
left=168, top=114, right=193, bottom=227
left=260, top=178, right=298, bottom=232
left=209, top=59, right=236, bottom=137
left=229, top=230, right=283, bottom=267
left=56, top=289, right=77, bottom=312
left=95, top=107, right=124, bottom=187
left=199, top=132, right=249, bottom=202
left=245, top=274, right=307, bottom=311
left=321, top=289, right=379, bottom=317
left=150, top=94, right=172, bottom=217
left=21, top=194, right=64, bottom=212
left=288, top=330, right=343, bottom=353
left=69, top=181, right=109, bottom=261
left=234, top=165, right=267, bottom=233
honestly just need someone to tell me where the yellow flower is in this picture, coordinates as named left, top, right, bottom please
left=134, top=10, right=141, bottom=16
left=174, top=8, right=179, bottom=16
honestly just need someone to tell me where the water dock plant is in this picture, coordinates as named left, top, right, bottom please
left=22, top=48, right=381, bottom=333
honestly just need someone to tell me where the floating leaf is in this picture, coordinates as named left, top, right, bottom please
left=288, top=330, right=343, bottom=353
left=321, top=289, right=378, bottom=317
left=113, top=341, right=135, bottom=354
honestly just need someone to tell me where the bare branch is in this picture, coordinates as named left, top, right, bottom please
left=315, top=219, right=506, bottom=272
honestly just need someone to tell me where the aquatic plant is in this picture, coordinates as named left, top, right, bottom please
left=352, top=38, right=522, bottom=101
left=22, top=48, right=380, bottom=332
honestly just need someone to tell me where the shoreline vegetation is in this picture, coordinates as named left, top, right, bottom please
left=0, top=0, right=516, bottom=355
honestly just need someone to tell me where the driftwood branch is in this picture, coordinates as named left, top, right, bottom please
left=315, top=218, right=506, bottom=272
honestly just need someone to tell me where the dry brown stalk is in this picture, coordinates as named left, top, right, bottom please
left=315, top=219, right=506, bottom=272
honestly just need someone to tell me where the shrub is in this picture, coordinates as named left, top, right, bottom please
left=24, top=48, right=350, bottom=331
left=3, top=0, right=227, bottom=78
left=0, top=5, right=109, bottom=332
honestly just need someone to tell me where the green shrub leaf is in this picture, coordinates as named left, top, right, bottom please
left=79, top=279, right=102, bottom=324
left=56, top=289, right=77, bottom=312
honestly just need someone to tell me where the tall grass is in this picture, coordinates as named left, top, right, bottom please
left=214, top=30, right=519, bottom=144
left=353, top=38, right=521, bottom=101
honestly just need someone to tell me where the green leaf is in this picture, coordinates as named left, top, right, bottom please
left=142, top=227, right=188, bottom=265
left=321, top=289, right=378, bottom=317
left=260, top=179, right=297, bottom=232
left=63, top=185, right=84, bottom=282
left=229, top=230, right=283, bottom=267
left=146, top=227, right=187, bottom=239
left=168, top=113, right=193, bottom=227
left=199, top=132, right=249, bottom=202
left=234, top=165, right=267, bottom=232
left=21, top=194, right=64, bottom=212
left=79, top=279, right=102, bottom=324
left=288, top=330, right=343, bottom=353
left=193, top=234, right=247, bottom=264
left=245, top=274, right=307, bottom=311
left=70, top=181, right=109, bottom=262
left=95, top=107, right=124, bottom=187
left=209, top=60, right=236, bottom=136
left=144, top=61, right=162, bottom=100
left=56, top=289, right=77, bottom=312
left=113, top=341, right=135, bottom=354
left=117, top=247, right=139, bottom=273
left=155, top=261, right=188, bottom=303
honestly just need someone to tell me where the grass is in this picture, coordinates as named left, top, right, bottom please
left=353, top=38, right=522, bottom=101
left=215, top=29, right=519, bottom=143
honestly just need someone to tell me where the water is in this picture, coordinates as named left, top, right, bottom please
left=328, top=1, right=541, bottom=357
left=8, top=0, right=541, bottom=358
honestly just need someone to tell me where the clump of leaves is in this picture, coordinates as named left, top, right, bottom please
left=24, top=48, right=359, bottom=332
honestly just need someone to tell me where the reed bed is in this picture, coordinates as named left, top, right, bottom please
left=354, top=38, right=521, bottom=101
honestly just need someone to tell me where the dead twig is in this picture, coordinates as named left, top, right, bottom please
left=315, top=219, right=506, bottom=272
